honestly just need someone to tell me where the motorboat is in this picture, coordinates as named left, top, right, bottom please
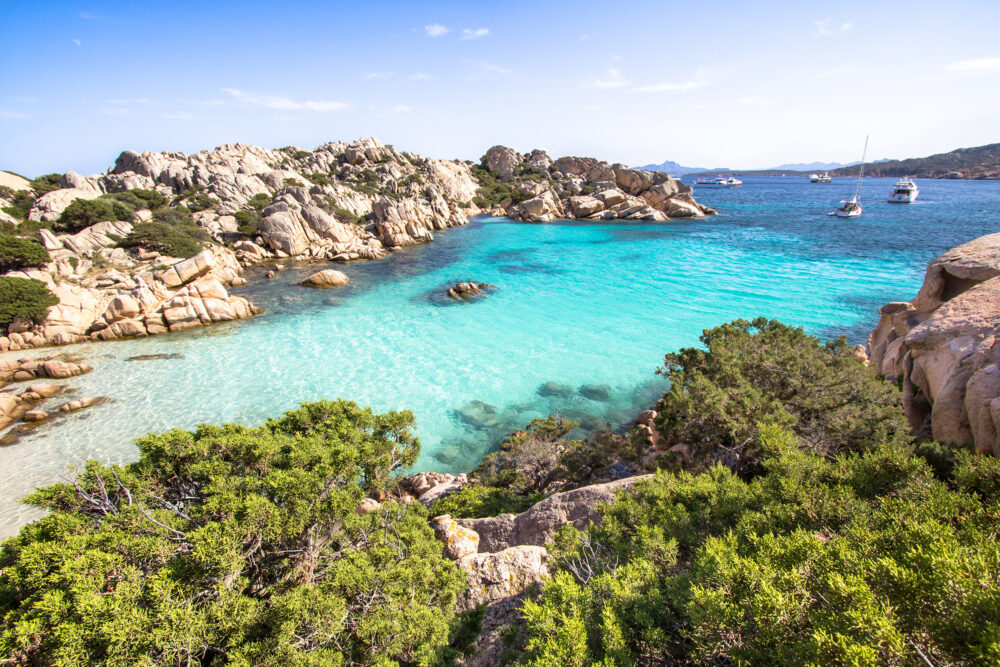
left=810, top=172, right=833, bottom=183
left=888, top=177, right=918, bottom=203
left=830, top=136, right=868, bottom=218
left=694, top=176, right=742, bottom=188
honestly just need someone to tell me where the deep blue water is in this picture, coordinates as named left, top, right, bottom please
left=1, top=176, right=998, bottom=534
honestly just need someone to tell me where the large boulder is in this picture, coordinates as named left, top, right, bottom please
left=458, top=475, right=652, bottom=553
left=481, top=146, right=522, bottom=182
left=28, top=187, right=102, bottom=222
left=300, top=269, right=349, bottom=288
left=868, top=233, right=1000, bottom=454
left=456, top=546, right=548, bottom=611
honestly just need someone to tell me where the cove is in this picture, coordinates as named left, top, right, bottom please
left=2, top=176, right=999, bottom=536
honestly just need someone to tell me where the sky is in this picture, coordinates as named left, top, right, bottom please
left=2, top=0, right=999, bottom=177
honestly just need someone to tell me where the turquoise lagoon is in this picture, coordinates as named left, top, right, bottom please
left=1, top=176, right=999, bottom=534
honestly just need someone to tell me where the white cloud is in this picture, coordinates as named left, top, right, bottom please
left=100, top=107, right=131, bottom=117
left=222, top=88, right=347, bottom=111
left=424, top=23, right=449, bottom=37
left=162, top=112, right=194, bottom=120
left=390, top=104, right=412, bottom=114
left=632, top=80, right=706, bottom=93
left=946, top=57, right=1000, bottom=72
left=814, top=19, right=853, bottom=36
left=579, top=68, right=630, bottom=90
left=464, top=60, right=510, bottom=75
left=0, top=110, right=31, bottom=120
left=609, top=53, right=621, bottom=61
left=72, top=38, right=81, bottom=46
left=460, top=28, right=489, bottom=40
left=408, top=72, right=434, bottom=80
left=365, top=71, right=394, bottom=79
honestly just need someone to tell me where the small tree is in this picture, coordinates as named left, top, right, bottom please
left=0, top=234, right=50, bottom=272
left=54, top=198, right=119, bottom=233
left=0, top=276, right=59, bottom=329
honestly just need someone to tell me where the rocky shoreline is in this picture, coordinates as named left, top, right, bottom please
left=1, top=137, right=711, bottom=358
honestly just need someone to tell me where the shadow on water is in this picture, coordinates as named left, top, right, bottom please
left=498, top=263, right=563, bottom=275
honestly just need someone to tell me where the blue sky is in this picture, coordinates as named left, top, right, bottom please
left=2, top=0, right=999, bottom=176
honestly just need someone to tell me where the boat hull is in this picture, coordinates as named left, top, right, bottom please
left=888, top=193, right=918, bottom=203
left=834, top=208, right=863, bottom=218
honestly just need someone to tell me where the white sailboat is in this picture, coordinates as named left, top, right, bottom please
left=831, top=136, right=868, bottom=218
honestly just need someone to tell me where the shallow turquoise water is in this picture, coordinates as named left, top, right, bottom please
left=2, top=176, right=999, bottom=534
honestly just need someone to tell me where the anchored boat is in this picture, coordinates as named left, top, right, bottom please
left=810, top=172, right=833, bottom=183
left=831, top=136, right=868, bottom=218
left=888, top=177, right=919, bottom=203
left=694, top=176, right=742, bottom=188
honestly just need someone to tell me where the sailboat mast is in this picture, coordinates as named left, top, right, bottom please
left=854, top=135, right=869, bottom=202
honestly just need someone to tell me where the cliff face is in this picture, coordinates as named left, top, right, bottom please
left=478, top=145, right=716, bottom=222
left=868, top=233, right=1000, bottom=454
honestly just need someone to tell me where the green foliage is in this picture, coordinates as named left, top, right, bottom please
left=105, top=188, right=168, bottom=211
left=579, top=185, right=595, bottom=196
left=1, top=189, right=35, bottom=222
left=0, top=400, right=465, bottom=665
left=0, top=276, right=59, bottom=328
left=429, top=485, right=545, bottom=519
left=232, top=194, right=271, bottom=237
left=0, top=233, right=49, bottom=272
left=119, top=209, right=209, bottom=258
left=283, top=178, right=306, bottom=188
left=470, top=165, right=526, bottom=208
left=30, top=173, right=62, bottom=196
left=520, top=423, right=1000, bottom=665
left=184, top=191, right=219, bottom=212
left=331, top=206, right=366, bottom=225
left=54, top=198, right=122, bottom=233
left=303, top=172, right=333, bottom=186
left=654, top=318, right=909, bottom=471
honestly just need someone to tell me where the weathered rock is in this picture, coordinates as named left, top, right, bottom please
left=456, top=545, right=548, bottom=611
left=868, top=233, right=1000, bottom=454
left=300, top=269, right=350, bottom=288
left=456, top=400, right=501, bottom=430
left=578, top=383, right=612, bottom=401
left=432, top=515, right=481, bottom=560
left=458, top=475, right=652, bottom=553
left=482, top=146, right=522, bottom=182
left=155, top=250, right=215, bottom=288
left=537, top=381, right=574, bottom=398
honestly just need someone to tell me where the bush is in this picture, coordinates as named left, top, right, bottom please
left=0, top=276, right=60, bottom=329
left=304, top=172, right=333, bottom=186
left=119, top=221, right=205, bottom=258
left=0, top=400, right=466, bottom=665
left=29, top=173, right=62, bottom=196
left=653, top=318, right=909, bottom=471
left=54, top=198, right=124, bottom=233
left=470, top=165, right=525, bottom=208
left=0, top=189, right=35, bottom=222
left=106, top=188, right=167, bottom=211
left=519, top=423, right=1000, bottom=665
left=0, top=233, right=49, bottom=272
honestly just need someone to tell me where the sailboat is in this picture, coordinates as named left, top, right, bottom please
left=831, top=136, right=868, bottom=218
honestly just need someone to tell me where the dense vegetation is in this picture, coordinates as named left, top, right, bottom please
left=118, top=206, right=211, bottom=258
left=0, top=277, right=60, bottom=329
left=831, top=142, right=1000, bottom=179
left=0, top=233, right=49, bottom=272
left=470, top=164, right=526, bottom=208
left=0, top=400, right=465, bottom=665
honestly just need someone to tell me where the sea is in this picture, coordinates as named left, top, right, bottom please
left=1, top=176, right=998, bottom=535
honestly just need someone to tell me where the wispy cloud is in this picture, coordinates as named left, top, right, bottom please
left=425, top=23, right=449, bottom=37
left=222, top=88, right=347, bottom=111
left=5, top=96, right=37, bottom=104
left=100, top=107, right=131, bottom=117
left=579, top=68, right=630, bottom=90
left=632, top=80, right=706, bottom=93
left=814, top=19, right=853, bottom=36
left=365, top=71, right=394, bottom=79
left=460, top=28, right=489, bottom=40
left=945, top=57, right=1000, bottom=72
left=390, top=105, right=412, bottom=114
left=162, top=112, right=194, bottom=120
left=78, top=11, right=100, bottom=20
left=464, top=60, right=510, bottom=75
left=72, top=38, right=82, bottom=46
left=0, top=110, right=31, bottom=120
left=408, top=72, right=434, bottom=80
left=106, top=97, right=152, bottom=106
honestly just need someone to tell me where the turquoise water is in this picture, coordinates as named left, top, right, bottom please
left=1, top=176, right=999, bottom=534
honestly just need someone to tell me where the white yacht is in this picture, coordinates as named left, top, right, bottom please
left=888, top=178, right=919, bottom=203
left=694, top=176, right=742, bottom=188
left=810, top=172, right=833, bottom=183
left=831, top=136, right=868, bottom=218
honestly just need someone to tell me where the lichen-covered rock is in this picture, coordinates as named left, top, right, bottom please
left=431, top=515, right=481, bottom=560
left=456, top=545, right=548, bottom=611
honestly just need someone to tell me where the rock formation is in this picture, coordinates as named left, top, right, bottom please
left=868, top=233, right=1000, bottom=454
left=479, top=145, right=716, bottom=222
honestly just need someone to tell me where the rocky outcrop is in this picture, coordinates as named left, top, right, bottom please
left=480, top=146, right=714, bottom=223
left=868, top=233, right=1000, bottom=454
left=447, top=281, right=495, bottom=300
left=457, top=475, right=651, bottom=553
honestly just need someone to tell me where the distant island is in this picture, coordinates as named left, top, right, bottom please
left=640, top=142, right=1000, bottom=180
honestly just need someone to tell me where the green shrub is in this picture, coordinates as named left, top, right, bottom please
left=304, top=172, right=333, bottom=186
left=579, top=185, right=595, bottom=195
left=653, top=318, right=909, bottom=471
left=106, top=188, right=167, bottom=211
left=520, top=423, right=1000, bottom=665
left=0, top=233, right=49, bottom=272
left=184, top=191, right=218, bottom=212
left=119, top=211, right=209, bottom=257
left=0, top=189, right=35, bottom=222
left=470, top=165, right=525, bottom=208
left=0, top=400, right=466, bottom=664
left=0, top=276, right=59, bottom=328
left=29, top=173, right=62, bottom=196
left=429, top=485, right=546, bottom=519
left=54, top=198, right=125, bottom=233
left=283, top=178, right=305, bottom=188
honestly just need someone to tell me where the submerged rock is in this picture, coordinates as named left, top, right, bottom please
left=537, top=381, right=574, bottom=398
left=447, top=281, right=496, bottom=300
left=578, top=383, right=612, bottom=402
left=456, top=400, right=501, bottom=430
